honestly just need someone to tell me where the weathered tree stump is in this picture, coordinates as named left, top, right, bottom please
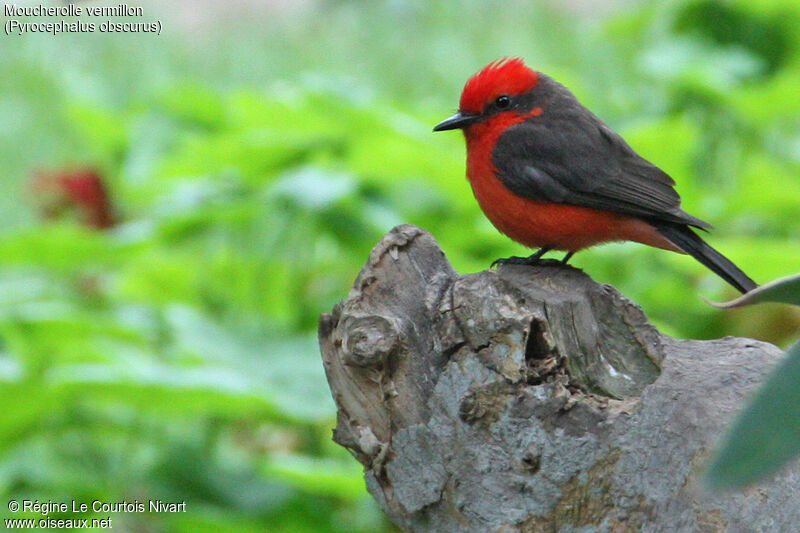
left=318, top=225, right=800, bottom=532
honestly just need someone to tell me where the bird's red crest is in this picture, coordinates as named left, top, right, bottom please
left=459, top=58, right=539, bottom=114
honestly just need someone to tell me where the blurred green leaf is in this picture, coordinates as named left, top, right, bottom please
left=706, top=340, right=800, bottom=489
left=261, top=453, right=366, bottom=500
left=711, top=274, right=800, bottom=308
left=270, top=167, right=357, bottom=211
left=0, top=226, right=132, bottom=271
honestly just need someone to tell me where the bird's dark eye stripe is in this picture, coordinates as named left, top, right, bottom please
left=495, top=95, right=511, bottom=108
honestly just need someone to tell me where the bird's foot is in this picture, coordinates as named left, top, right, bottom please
left=491, top=247, right=552, bottom=268
left=492, top=248, right=575, bottom=268
left=492, top=255, right=537, bottom=267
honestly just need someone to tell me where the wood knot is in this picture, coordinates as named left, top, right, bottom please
left=520, top=443, right=542, bottom=474
left=340, top=315, right=400, bottom=367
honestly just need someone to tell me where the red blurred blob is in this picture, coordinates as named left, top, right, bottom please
left=31, top=168, right=116, bottom=229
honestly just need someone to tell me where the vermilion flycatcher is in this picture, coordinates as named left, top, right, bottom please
left=434, top=58, right=756, bottom=293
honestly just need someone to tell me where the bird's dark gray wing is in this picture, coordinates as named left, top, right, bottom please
left=492, top=104, right=711, bottom=229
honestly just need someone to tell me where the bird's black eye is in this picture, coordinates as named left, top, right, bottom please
left=495, top=95, right=511, bottom=109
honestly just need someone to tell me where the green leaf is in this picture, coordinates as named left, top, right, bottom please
left=711, top=273, right=800, bottom=308
left=270, top=167, right=357, bottom=211
left=261, top=453, right=366, bottom=500
left=0, top=226, right=129, bottom=271
left=706, top=340, right=800, bottom=489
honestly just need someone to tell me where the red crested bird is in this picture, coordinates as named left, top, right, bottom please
left=434, top=58, right=756, bottom=293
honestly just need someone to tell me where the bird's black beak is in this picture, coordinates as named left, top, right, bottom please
left=433, top=112, right=479, bottom=132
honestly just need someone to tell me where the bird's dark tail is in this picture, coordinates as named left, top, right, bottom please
left=656, top=224, right=757, bottom=294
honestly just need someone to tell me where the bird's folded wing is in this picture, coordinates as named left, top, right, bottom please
left=494, top=118, right=711, bottom=229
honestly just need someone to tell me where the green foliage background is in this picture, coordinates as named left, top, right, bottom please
left=1, top=0, right=799, bottom=530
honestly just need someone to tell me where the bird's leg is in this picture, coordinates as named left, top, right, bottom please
left=561, top=251, right=575, bottom=264
left=492, top=247, right=552, bottom=268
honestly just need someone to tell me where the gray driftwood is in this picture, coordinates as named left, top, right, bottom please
left=318, top=224, right=800, bottom=532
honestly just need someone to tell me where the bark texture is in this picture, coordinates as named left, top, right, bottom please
left=318, top=224, right=800, bottom=532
